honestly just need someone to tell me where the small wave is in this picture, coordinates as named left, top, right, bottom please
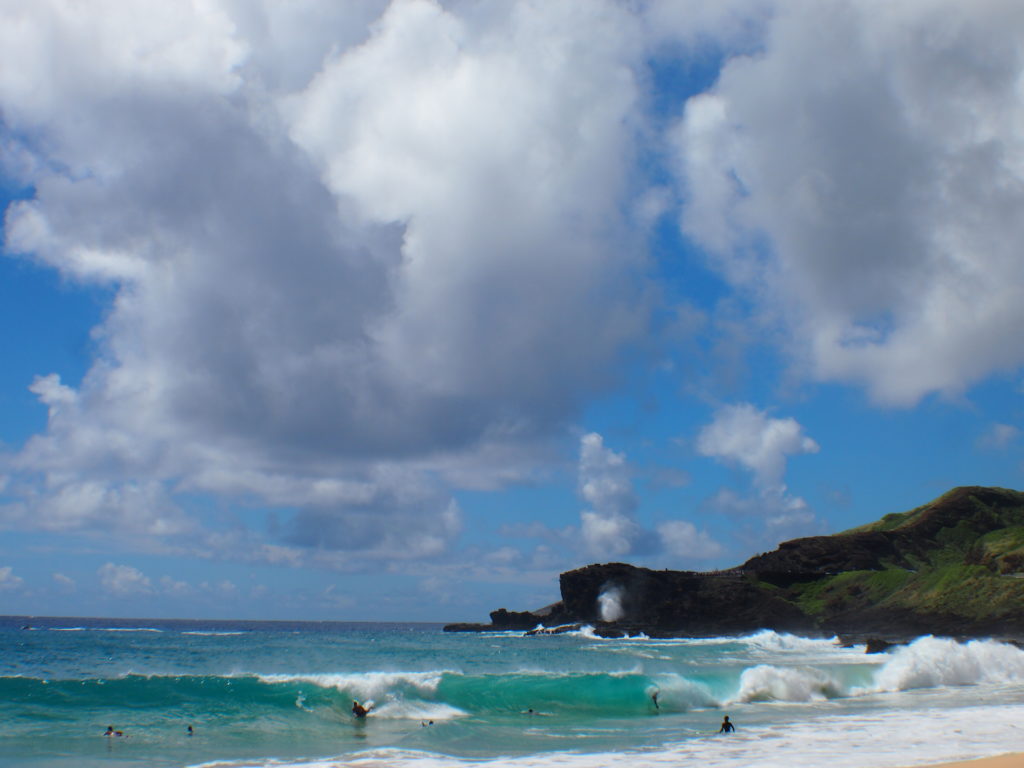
left=741, top=630, right=841, bottom=653
left=51, top=626, right=163, bottom=633
left=182, top=631, right=247, bottom=636
left=370, top=700, right=467, bottom=721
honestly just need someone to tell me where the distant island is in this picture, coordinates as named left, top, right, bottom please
left=446, top=486, right=1024, bottom=644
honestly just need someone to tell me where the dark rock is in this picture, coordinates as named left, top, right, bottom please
left=448, top=487, right=1024, bottom=641
left=864, top=638, right=896, bottom=654
left=558, top=563, right=815, bottom=635
left=443, top=622, right=496, bottom=632
left=489, top=608, right=544, bottom=630
left=525, top=624, right=582, bottom=635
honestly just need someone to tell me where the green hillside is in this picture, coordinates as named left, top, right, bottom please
left=763, top=487, right=1024, bottom=634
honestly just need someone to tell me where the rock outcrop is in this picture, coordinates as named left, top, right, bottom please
left=444, top=486, right=1024, bottom=640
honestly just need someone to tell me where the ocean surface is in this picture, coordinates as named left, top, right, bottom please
left=3, top=616, right=1024, bottom=768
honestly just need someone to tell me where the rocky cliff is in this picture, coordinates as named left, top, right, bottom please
left=445, top=486, right=1024, bottom=639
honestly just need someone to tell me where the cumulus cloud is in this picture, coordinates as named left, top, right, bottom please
left=287, top=498, right=462, bottom=561
left=675, top=0, right=1024, bottom=406
left=97, top=562, right=152, bottom=596
left=0, top=0, right=658, bottom=563
left=52, top=572, right=76, bottom=591
left=577, top=433, right=642, bottom=557
left=577, top=432, right=721, bottom=561
left=697, top=404, right=818, bottom=533
left=977, top=423, right=1020, bottom=451
left=5, top=0, right=1019, bottom=584
left=696, top=403, right=818, bottom=489
left=0, top=565, right=23, bottom=591
left=159, top=576, right=191, bottom=597
left=657, top=520, right=724, bottom=559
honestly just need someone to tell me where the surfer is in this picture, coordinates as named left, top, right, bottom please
left=718, top=715, right=735, bottom=733
left=187, top=725, right=193, bottom=736
left=651, top=690, right=660, bottom=710
left=352, top=700, right=372, bottom=718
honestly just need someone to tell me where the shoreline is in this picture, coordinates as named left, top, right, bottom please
left=910, top=755, right=1023, bottom=768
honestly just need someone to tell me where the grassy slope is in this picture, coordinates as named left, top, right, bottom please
left=783, top=488, right=1024, bottom=623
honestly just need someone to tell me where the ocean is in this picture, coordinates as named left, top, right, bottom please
left=3, top=616, right=1024, bottom=768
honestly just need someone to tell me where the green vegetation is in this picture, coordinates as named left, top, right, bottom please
left=790, top=568, right=913, bottom=616
left=772, top=487, right=1024, bottom=630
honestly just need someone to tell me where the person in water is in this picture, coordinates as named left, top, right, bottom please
left=187, top=725, right=193, bottom=736
left=718, top=715, right=735, bottom=733
left=352, top=700, right=371, bottom=718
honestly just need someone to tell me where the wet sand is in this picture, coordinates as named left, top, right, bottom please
left=912, top=754, right=1024, bottom=768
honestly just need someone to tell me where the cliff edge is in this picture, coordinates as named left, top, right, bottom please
left=445, top=486, right=1024, bottom=639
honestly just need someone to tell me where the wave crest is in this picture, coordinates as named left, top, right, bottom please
left=733, top=664, right=842, bottom=702
left=862, top=636, right=1024, bottom=693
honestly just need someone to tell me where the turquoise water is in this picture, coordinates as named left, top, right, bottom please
left=4, top=616, right=1024, bottom=768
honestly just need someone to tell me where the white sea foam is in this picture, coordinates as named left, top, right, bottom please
left=732, top=664, right=842, bottom=703
left=741, top=630, right=842, bottom=653
left=256, top=671, right=447, bottom=700
left=861, top=635, right=1024, bottom=693
left=187, top=699, right=1024, bottom=768
left=369, top=700, right=467, bottom=721
left=182, top=631, right=246, bottom=636
left=53, top=626, right=163, bottom=633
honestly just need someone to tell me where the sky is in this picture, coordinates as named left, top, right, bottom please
left=1, top=0, right=1023, bottom=622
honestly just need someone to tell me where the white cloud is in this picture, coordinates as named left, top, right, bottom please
left=52, top=572, right=76, bottom=592
left=580, top=509, right=641, bottom=559
left=657, top=520, right=723, bottom=559
left=6, top=0, right=1018, bottom=584
left=696, top=403, right=818, bottom=489
left=579, top=433, right=636, bottom=517
left=97, top=562, right=152, bottom=596
left=697, top=404, right=818, bottom=537
left=977, top=423, right=1020, bottom=451
left=0, top=566, right=24, bottom=591
left=577, top=433, right=642, bottom=558
left=0, top=0, right=657, bottom=567
left=675, top=0, right=1024, bottom=406
left=576, top=432, right=721, bottom=561
left=0, top=475, right=195, bottom=538
left=159, top=575, right=191, bottom=597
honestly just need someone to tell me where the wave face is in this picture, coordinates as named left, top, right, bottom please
left=4, top=618, right=1024, bottom=768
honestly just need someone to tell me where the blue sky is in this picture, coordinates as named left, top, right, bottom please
left=1, top=0, right=1023, bottom=621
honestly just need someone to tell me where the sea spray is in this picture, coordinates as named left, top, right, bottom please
left=732, top=664, right=842, bottom=703
left=862, top=635, right=1024, bottom=693
left=597, top=584, right=625, bottom=622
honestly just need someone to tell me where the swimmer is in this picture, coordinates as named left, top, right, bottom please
left=352, top=700, right=372, bottom=718
left=718, top=715, right=735, bottom=733
left=187, top=725, right=193, bottom=736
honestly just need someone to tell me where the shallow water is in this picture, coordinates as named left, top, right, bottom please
left=3, top=616, right=1023, bottom=768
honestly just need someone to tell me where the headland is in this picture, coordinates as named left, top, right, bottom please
left=446, top=486, right=1024, bottom=644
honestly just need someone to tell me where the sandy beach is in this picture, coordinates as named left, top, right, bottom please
left=913, top=755, right=1024, bottom=768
